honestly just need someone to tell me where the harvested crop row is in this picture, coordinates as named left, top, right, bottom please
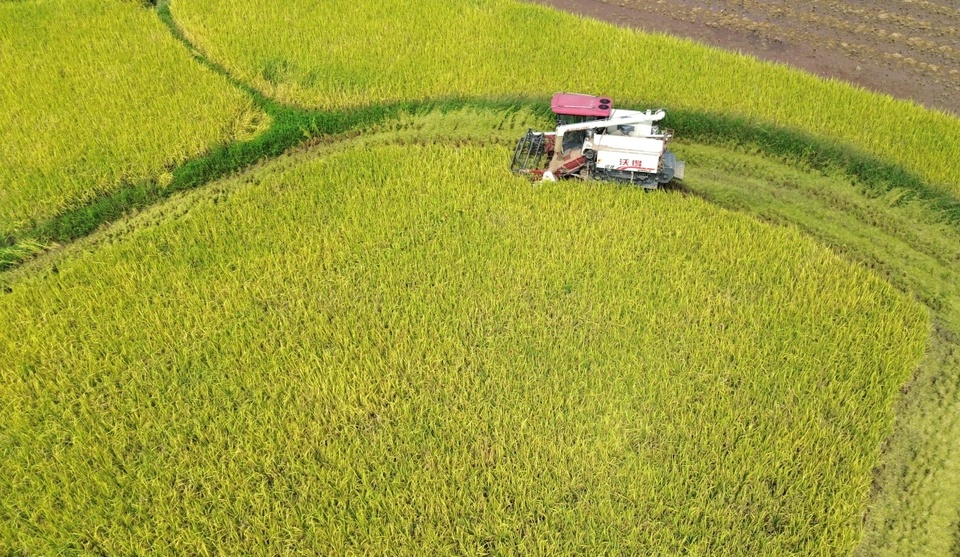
left=170, top=0, right=960, bottom=198
left=0, top=0, right=266, bottom=238
left=0, top=139, right=927, bottom=554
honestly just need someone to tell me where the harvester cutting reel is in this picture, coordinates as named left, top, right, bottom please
left=511, top=93, right=685, bottom=189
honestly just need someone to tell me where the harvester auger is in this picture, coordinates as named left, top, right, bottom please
left=511, top=93, right=685, bottom=189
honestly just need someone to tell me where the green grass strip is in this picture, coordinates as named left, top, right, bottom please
left=0, top=0, right=259, bottom=244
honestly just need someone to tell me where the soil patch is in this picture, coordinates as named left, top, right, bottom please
left=526, top=0, right=960, bottom=116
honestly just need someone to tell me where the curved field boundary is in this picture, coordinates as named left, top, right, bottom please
left=0, top=0, right=260, bottom=241
left=3, top=3, right=960, bottom=554
left=4, top=1, right=960, bottom=272
left=5, top=103, right=958, bottom=272
left=168, top=0, right=960, bottom=199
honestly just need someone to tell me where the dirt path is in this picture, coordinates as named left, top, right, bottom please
left=526, top=0, right=960, bottom=117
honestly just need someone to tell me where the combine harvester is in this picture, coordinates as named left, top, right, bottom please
left=511, top=93, right=684, bottom=189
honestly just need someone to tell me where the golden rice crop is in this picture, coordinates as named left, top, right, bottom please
left=0, top=138, right=927, bottom=554
left=0, top=0, right=266, bottom=237
left=672, top=140, right=960, bottom=557
left=170, top=0, right=960, bottom=197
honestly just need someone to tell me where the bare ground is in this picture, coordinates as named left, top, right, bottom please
left=525, top=0, right=960, bottom=117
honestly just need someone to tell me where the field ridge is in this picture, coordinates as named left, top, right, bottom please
left=0, top=0, right=260, bottom=244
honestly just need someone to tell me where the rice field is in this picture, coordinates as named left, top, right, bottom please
left=1, top=0, right=954, bottom=553
left=0, top=0, right=266, bottom=238
left=0, top=136, right=928, bottom=554
left=169, top=0, right=960, bottom=197
left=672, top=140, right=960, bottom=557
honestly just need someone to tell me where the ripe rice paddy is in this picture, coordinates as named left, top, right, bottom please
left=674, top=139, right=960, bottom=557
left=0, top=135, right=928, bottom=554
left=2, top=0, right=958, bottom=553
left=0, top=0, right=265, bottom=238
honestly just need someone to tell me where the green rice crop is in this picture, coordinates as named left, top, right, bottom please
left=0, top=0, right=266, bottom=238
left=0, top=138, right=927, bottom=554
left=169, top=0, right=960, bottom=198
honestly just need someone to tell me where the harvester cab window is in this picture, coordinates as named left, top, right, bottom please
left=562, top=130, right=586, bottom=153
left=556, top=114, right=590, bottom=127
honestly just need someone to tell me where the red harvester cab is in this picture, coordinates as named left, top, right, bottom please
left=550, top=93, right=613, bottom=126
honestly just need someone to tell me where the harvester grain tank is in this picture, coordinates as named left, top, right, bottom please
left=511, top=93, right=684, bottom=189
